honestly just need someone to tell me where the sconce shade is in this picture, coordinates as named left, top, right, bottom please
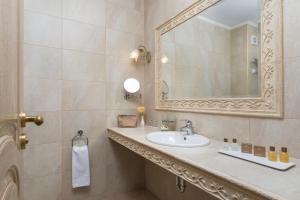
left=130, top=46, right=151, bottom=63
left=161, top=55, right=168, bottom=64
left=130, top=49, right=140, bottom=62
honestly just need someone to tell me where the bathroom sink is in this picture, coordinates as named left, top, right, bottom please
left=146, top=131, right=210, bottom=148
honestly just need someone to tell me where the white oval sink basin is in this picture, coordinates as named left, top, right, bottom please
left=146, top=131, right=210, bottom=148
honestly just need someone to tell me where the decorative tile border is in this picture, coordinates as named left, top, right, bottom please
left=155, top=0, right=283, bottom=118
left=108, top=130, right=283, bottom=200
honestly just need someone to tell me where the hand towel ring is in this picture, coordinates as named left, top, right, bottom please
left=72, top=130, right=88, bottom=147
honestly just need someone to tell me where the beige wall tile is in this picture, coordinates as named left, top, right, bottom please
left=106, top=81, right=143, bottom=110
left=61, top=171, right=107, bottom=200
left=106, top=29, right=144, bottom=57
left=106, top=109, right=138, bottom=127
left=63, top=81, right=106, bottom=110
left=62, top=136, right=107, bottom=172
left=23, top=143, right=62, bottom=179
left=250, top=118, right=300, bottom=158
left=284, top=57, right=300, bottom=118
left=144, top=0, right=167, bottom=30
left=106, top=56, right=144, bottom=83
left=107, top=0, right=144, bottom=12
left=24, top=111, right=62, bottom=145
left=63, top=50, right=105, bottom=81
left=22, top=1, right=146, bottom=200
left=103, top=190, right=158, bottom=200
left=106, top=3, right=144, bottom=35
left=145, top=161, right=217, bottom=200
left=24, top=11, right=62, bottom=48
left=164, top=0, right=197, bottom=19
left=63, top=20, right=105, bottom=53
left=61, top=139, right=108, bottom=198
left=24, top=174, right=62, bottom=200
left=24, top=44, right=62, bottom=79
left=284, top=0, right=300, bottom=58
left=62, top=110, right=106, bottom=142
left=106, top=141, right=145, bottom=196
left=194, top=115, right=250, bottom=142
left=24, top=0, right=62, bottom=16
left=62, top=0, right=106, bottom=26
left=23, top=78, right=62, bottom=112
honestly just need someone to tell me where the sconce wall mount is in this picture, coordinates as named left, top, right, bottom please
left=123, top=78, right=142, bottom=100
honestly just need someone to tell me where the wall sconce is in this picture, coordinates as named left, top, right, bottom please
left=130, top=46, right=151, bottom=63
left=123, top=78, right=141, bottom=100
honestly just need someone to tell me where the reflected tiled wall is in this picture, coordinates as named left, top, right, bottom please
left=230, top=24, right=260, bottom=97
left=144, top=0, right=300, bottom=198
left=160, top=18, right=231, bottom=99
left=22, top=0, right=145, bottom=199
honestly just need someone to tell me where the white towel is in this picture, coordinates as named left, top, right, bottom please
left=72, top=145, right=90, bottom=188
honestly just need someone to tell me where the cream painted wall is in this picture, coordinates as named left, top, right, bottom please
left=22, top=0, right=145, bottom=199
left=144, top=0, right=300, bottom=198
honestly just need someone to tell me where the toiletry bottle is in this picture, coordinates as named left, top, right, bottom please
left=268, top=146, right=277, bottom=162
left=223, top=138, right=230, bottom=151
left=280, top=147, right=289, bottom=163
left=231, top=138, right=239, bottom=151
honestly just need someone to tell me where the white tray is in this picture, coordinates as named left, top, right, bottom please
left=219, top=149, right=296, bottom=171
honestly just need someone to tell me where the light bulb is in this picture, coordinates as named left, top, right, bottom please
left=161, top=56, right=169, bottom=64
left=124, top=78, right=140, bottom=93
left=130, top=49, right=139, bottom=62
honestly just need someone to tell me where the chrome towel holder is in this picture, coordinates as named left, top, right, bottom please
left=72, top=130, right=88, bottom=147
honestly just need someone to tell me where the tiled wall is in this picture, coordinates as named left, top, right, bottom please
left=21, top=0, right=300, bottom=199
left=22, top=0, right=145, bottom=199
left=144, top=0, right=300, bottom=198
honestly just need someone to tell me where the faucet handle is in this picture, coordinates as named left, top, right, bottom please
left=180, top=119, right=192, bottom=127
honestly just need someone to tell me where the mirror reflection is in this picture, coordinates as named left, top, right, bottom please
left=159, top=0, right=261, bottom=100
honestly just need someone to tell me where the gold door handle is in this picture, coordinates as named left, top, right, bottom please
left=19, top=133, right=29, bottom=149
left=19, top=112, right=44, bottom=128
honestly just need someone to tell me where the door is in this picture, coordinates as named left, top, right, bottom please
left=0, top=0, right=44, bottom=198
left=0, top=0, right=22, bottom=199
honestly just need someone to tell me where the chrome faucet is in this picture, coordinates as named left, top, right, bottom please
left=180, top=120, right=193, bottom=135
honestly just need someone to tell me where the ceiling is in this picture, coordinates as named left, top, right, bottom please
left=199, top=0, right=260, bottom=28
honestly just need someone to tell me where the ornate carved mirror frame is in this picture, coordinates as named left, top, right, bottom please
left=155, top=0, right=283, bottom=118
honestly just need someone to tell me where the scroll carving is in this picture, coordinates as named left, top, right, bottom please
left=108, top=131, right=279, bottom=200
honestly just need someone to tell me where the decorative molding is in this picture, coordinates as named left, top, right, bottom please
left=108, top=131, right=281, bottom=200
left=155, top=0, right=283, bottom=118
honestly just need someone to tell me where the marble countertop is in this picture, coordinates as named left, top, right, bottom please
left=108, top=126, right=300, bottom=200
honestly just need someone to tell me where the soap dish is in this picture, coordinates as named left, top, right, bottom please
left=219, top=149, right=296, bottom=171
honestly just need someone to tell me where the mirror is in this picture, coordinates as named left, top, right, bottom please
left=160, top=0, right=261, bottom=99
left=124, top=78, right=140, bottom=93
left=155, top=0, right=283, bottom=117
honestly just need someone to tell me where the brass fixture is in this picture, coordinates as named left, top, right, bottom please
left=19, top=112, right=44, bottom=128
left=130, top=45, right=151, bottom=63
left=19, top=133, right=29, bottom=149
